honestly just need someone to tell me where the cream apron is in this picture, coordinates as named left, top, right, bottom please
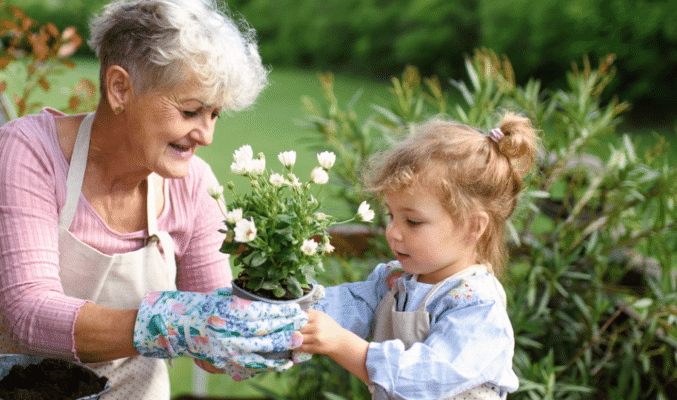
left=0, top=113, right=177, bottom=399
left=371, top=265, right=501, bottom=400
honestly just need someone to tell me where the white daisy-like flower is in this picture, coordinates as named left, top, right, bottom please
left=249, top=158, right=266, bottom=175
left=356, top=201, right=375, bottom=222
left=230, top=160, right=250, bottom=175
left=233, top=218, right=257, bottom=242
left=286, top=174, right=301, bottom=187
left=278, top=151, right=296, bottom=168
left=207, top=185, right=224, bottom=199
left=310, top=167, right=329, bottom=184
left=322, top=242, right=335, bottom=254
left=314, top=212, right=328, bottom=221
left=225, top=208, right=243, bottom=225
left=300, top=239, right=319, bottom=255
left=233, top=145, right=253, bottom=165
left=269, top=173, right=285, bottom=187
left=317, top=151, right=336, bottom=169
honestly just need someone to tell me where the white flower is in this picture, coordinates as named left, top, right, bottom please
left=356, top=201, right=375, bottom=222
left=234, top=218, right=257, bottom=242
left=317, top=151, right=336, bottom=169
left=300, top=239, right=319, bottom=255
left=322, top=242, right=335, bottom=254
left=314, top=212, right=328, bottom=221
left=310, top=167, right=329, bottom=184
left=278, top=151, right=296, bottom=168
left=249, top=158, right=266, bottom=175
left=269, top=173, right=285, bottom=187
left=230, top=160, right=250, bottom=175
left=225, top=208, right=243, bottom=224
left=207, top=185, right=224, bottom=199
left=233, top=145, right=253, bottom=165
left=286, top=174, right=301, bottom=187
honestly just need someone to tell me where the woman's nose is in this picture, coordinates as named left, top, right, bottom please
left=190, top=117, right=215, bottom=146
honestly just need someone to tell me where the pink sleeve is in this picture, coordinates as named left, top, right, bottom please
left=0, top=113, right=86, bottom=361
left=174, top=157, right=232, bottom=293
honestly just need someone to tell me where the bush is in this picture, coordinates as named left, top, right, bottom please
left=8, top=0, right=677, bottom=120
left=294, top=49, right=677, bottom=399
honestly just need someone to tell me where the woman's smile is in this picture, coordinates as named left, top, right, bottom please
left=168, top=142, right=195, bottom=158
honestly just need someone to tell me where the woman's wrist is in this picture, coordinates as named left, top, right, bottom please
left=74, top=302, right=140, bottom=363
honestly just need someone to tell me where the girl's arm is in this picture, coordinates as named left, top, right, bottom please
left=298, top=309, right=370, bottom=383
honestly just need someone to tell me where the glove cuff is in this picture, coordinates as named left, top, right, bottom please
left=133, top=291, right=178, bottom=359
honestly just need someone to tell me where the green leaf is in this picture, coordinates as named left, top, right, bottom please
left=273, top=286, right=286, bottom=298
left=251, top=252, right=268, bottom=267
left=286, top=276, right=303, bottom=298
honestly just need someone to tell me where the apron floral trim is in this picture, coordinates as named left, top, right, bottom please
left=448, top=279, right=474, bottom=300
left=384, top=262, right=404, bottom=290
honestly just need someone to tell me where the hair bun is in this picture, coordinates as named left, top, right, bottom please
left=496, top=112, right=539, bottom=178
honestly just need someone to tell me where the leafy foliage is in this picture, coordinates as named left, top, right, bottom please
left=292, top=49, right=677, bottom=399
left=0, top=1, right=97, bottom=117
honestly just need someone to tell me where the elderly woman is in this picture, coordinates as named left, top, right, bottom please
left=0, top=0, right=306, bottom=398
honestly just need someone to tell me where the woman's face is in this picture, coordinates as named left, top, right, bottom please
left=124, top=73, right=222, bottom=178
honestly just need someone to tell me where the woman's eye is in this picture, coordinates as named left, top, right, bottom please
left=406, top=219, right=421, bottom=226
left=183, top=110, right=199, bottom=118
left=211, top=111, right=221, bottom=120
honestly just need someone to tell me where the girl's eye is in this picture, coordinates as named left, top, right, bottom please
left=385, top=213, right=393, bottom=221
left=406, top=219, right=421, bottom=226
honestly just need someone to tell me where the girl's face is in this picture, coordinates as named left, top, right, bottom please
left=124, top=73, right=222, bottom=178
left=384, top=184, right=479, bottom=284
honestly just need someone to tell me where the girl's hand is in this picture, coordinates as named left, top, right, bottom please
left=298, top=309, right=344, bottom=356
left=299, top=309, right=371, bottom=384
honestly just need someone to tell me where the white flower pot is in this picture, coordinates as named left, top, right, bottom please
left=231, top=281, right=317, bottom=359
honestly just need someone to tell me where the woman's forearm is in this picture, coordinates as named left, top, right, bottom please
left=73, top=302, right=140, bottom=362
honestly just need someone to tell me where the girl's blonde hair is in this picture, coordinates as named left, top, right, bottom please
left=364, top=112, right=539, bottom=271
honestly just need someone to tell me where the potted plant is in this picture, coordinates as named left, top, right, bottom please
left=209, top=145, right=374, bottom=308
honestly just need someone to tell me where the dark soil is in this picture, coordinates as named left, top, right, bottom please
left=234, top=275, right=310, bottom=302
left=0, top=358, right=108, bottom=400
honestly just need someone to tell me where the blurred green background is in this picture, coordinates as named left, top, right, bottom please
left=8, top=0, right=677, bottom=127
left=3, top=0, right=677, bottom=398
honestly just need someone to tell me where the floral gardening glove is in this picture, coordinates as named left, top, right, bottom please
left=133, top=287, right=307, bottom=378
left=291, top=283, right=325, bottom=364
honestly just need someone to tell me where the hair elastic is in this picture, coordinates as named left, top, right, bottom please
left=488, top=128, right=504, bottom=143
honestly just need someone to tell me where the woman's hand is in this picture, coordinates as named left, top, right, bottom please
left=133, top=288, right=306, bottom=379
left=299, top=309, right=370, bottom=383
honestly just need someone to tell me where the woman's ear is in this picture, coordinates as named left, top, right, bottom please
left=105, top=65, right=132, bottom=114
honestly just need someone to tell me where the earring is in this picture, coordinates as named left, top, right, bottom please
left=114, top=106, right=123, bottom=115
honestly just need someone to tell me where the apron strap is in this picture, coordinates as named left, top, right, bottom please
left=58, top=113, right=95, bottom=229
left=146, top=173, right=177, bottom=271
left=417, top=264, right=489, bottom=312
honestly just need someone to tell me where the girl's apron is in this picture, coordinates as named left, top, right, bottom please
left=0, top=113, right=177, bottom=399
left=371, top=265, right=501, bottom=400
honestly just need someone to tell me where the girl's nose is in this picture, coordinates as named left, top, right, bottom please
left=386, top=222, right=402, bottom=242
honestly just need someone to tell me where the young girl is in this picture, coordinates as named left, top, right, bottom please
left=298, top=112, right=539, bottom=399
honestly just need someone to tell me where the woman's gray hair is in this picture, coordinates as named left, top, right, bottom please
left=88, top=0, right=268, bottom=111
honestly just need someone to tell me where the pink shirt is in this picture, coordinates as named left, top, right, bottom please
left=0, top=108, right=231, bottom=360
